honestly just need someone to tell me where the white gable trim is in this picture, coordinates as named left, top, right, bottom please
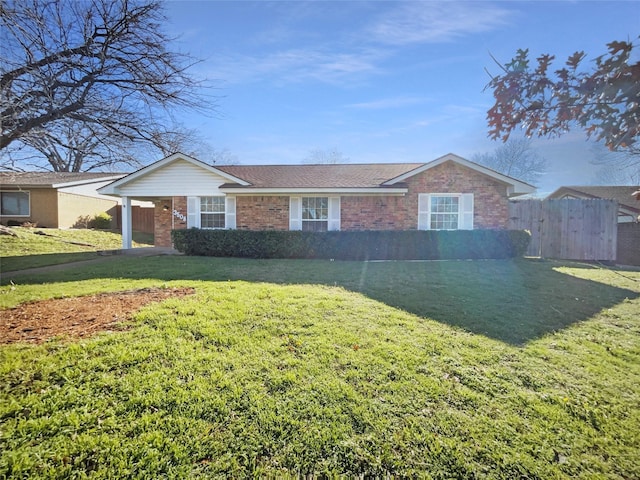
left=98, top=153, right=250, bottom=195
left=382, top=153, right=535, bottom=196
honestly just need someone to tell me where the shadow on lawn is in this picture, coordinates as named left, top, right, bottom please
left=356, top=260, right=639, bottom=345
left=3, top=256, right=638, bottom=346
left=1, top=252, right=101, bottom=272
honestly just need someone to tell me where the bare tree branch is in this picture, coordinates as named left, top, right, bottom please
left=303, top=147, right=350, bottom=164
left=0, top=0, right=216, bottom=170
left=473, top=138, right=547, bottom=185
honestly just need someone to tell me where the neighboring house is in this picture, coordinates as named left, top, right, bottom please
left=99, top=152, right=535, bottom=248
left=0, top=172, right=125, bottom=228
left=547, top=186, right=640, bottom=223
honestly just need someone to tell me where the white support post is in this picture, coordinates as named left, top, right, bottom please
left=121, top=196, right=132, bottom=249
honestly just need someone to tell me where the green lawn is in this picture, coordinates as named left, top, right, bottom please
left=0, top=227, right=153, bottom=271
left=1, top=256, right=639, bottom=478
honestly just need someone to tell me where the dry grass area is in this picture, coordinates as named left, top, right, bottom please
left=1, top=287, right=194, bottom=344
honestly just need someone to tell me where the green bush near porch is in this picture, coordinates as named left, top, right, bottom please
left=171, top=229, right=531, bottom=260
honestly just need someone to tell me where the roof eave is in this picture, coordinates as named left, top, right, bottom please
left=52, top=175, right=126, bottom=189
left=219, top=187, right=408, bottom=195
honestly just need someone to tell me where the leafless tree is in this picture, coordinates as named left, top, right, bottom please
left=0, top=0, right=214, bottom=170
left=472, top=138, right=547, bottom=185
left=590, top=143, right=640, bottom=185
left=2, top=118, right=142, bottom=171
left=303, top=147, right=349, bottom=164
left=145, top=126, right=239, bottom=165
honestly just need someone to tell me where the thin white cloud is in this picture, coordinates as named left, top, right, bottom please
left=199, top=2, right=513, bottom=87
left=368, top=2, right=513, bottom=45
left=206, top=48, right=387, bottom=86
left=346, top=96, right=432, bottom=109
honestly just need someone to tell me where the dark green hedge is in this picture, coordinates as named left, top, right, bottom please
left=172, top=229, right=530, bottom=260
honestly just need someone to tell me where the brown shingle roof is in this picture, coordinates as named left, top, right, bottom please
left=216, top=163, right=424, bottom=188
left=548, top=186, right=640, bottom=212
left=0, top=172, right=125, bottom=187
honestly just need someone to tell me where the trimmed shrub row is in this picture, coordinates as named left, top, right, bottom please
left=172, top=229, right=531, bottom=260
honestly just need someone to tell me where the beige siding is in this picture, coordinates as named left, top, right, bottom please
left=1, top=188, right=59, bottom=227
left=58, top=192, right=118, bottom=228
left=117, top=160, right=229, bottom=196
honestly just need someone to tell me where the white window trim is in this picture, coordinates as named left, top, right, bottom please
left=418, top=193, right=473, bottom=230
left=0, top=190, right=30, bottom=217
left=290, top=196, right=340, bottom=231
left=186, top=195, right=236, bottom=229
left=200, top=196, right=226, bottom=229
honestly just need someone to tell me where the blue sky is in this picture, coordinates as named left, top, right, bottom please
left=164, top=1, right=639, bottom=194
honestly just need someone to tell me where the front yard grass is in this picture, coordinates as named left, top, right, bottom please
left=0, top=228, right=153, bottom=271
left=1, top=258, right=639, bottom=478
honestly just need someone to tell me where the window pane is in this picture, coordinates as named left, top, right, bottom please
left=429, top=195, right=459, bottom=230
left=201, top=213, right=225, bottom=229
left=302, top=220, right=328, bottom=232
left=302, top=197, right=328, bottom=220
left=1, top=192, right=29, bottom=216
left=431, top=196, right=458, bottom=213
left=431, top=213, right=458, bottom=230
left=201, top=196, right=225, bottom=213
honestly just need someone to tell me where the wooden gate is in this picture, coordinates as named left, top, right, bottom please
left=508, top=199, right=618, bottom=261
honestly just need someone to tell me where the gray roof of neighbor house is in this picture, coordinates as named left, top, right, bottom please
left=0, top=172, right=125, bottom=188
left=216, top=163, right=424, bottom=188
left=547, top=186, right=640, bottom=214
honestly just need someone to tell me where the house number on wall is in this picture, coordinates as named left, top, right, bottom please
left=173, top=210, right=186, bottom=222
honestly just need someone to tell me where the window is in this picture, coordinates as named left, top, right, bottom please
left=302, top=197, right=328, bottom=232
left=187, top=196, right=235, bottom=229
left=290, top=196, right=340, bottom=231
left=1, top=191, right=30, bottom=216
left=418, top=193, right=473, bottom=230
left=200, top=196, right=225, bottom=229
left=430, top=195, right=459, bottom=230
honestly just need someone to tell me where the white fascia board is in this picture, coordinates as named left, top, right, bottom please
left=219, top=187, right=408, bottom=195
left=98, top=152, right=250, bottom=195
left=52, top=175, right=125, bottom=189
left=383, top=152, right=536, bottom=195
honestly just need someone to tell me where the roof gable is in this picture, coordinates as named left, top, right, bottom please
left=98, top=153, right=250, bottom=195
left=382, top=153, right=535, bottom=195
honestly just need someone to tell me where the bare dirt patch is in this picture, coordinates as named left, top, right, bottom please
left=1, top=287, right=195, bottom=344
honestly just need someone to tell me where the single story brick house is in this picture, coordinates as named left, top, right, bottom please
left=98, top=152, right=535, bottom=249
left=0, top=172, right=124, bottom=228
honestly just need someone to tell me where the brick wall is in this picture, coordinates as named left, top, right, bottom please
left=617, top=222, right=640, bottom=266
left=342, top=161, right=510, bottom=230
left=236, top=196, right=289, bottom=230
left=404, top=161, right=510, bottom=229
left=154, top=197, right=187, bottom=247
left=154, top=162, right=512, bottom=245
left=341, top=196, right=409, bottom=230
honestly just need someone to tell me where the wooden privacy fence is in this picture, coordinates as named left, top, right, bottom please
left=508, top=199, right=618, bottom=261
left=114, top=205, right=155, bottom=233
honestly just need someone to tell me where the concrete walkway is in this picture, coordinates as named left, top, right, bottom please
left=2, top=247, right=182, bottom=280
